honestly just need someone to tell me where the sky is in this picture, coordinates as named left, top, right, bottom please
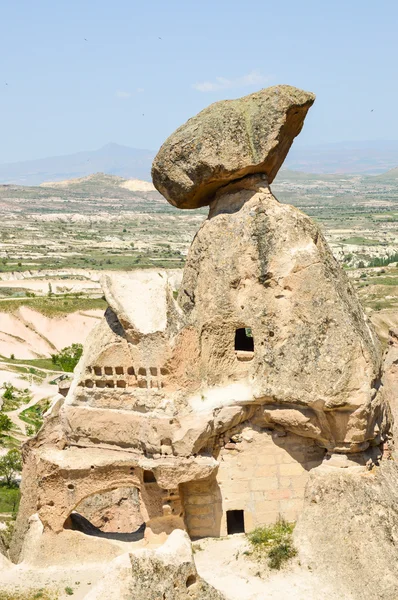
left=1, top=0, right=398, bottom=163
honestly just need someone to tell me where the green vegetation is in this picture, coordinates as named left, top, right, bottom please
left=0, top=449, right=22, bottom=486
left=0, top=590, right=58, bottom=600
left=367, top=253, right=398, bottom=267
left=247, top=518, right=297, bottom=570
left=0, top=450, right=22, bottom=554
left=0, top=355, right=59, bottom=371
left=0, top=296, right=107, bottom=317
left=342, top=236, right=381, bottom=246
left=64, top=588, right=74, bottom=596
left=0, top=481, right=20, bottom=513
left=19, top=398, right=51, bottom=434
left=0, top=412, right=12, bottom=435
left=1, top=382, right=32, bottom=411
left=366, top=277, right=398, bottom=286
left=51, top=343, right=83, bottom=372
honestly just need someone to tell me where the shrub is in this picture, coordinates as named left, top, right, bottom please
left=0, top=413, right=12, bottom=434
left=51, top=343, right=83, bottom=372
left=26, top=424, right=35, bottom=437
left=1, top=383, right=31, bottom=411
left=247, top=518, right=297, bottom=570
left=2, top=383, right=15, bottom=401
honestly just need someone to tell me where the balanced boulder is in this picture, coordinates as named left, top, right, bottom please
left=152, top=84, right=315, bottom=208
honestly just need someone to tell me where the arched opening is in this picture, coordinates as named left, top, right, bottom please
left=63, top=486, right=145, bottom=542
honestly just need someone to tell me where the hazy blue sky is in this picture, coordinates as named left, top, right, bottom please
left=1, top=0, right=398, bottom=163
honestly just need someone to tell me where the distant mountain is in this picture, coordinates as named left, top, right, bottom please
left=3, top=140, right=398, bottom=185
left=40, top=172, right=156, bottom=192
left=285, top=140, right=398, bottom=175
left=0, top=143, right=155, bottom=186
left=373, top=166, right=398, bottom=181
left=0, top=172, right=168, bottom=217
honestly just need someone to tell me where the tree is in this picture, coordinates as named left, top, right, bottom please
left=0, top=413, right=12, bottom=434
left=51, top=343, right=83, bottom=372
left=0, top=449, right=22, bottom=486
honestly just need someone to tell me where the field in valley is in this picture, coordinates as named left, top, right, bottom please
left=2, top=169, right=398, bottom=320
left=1, top=167, right=398, bottom=484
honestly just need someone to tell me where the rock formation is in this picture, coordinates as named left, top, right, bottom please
left=10, top=84, right=395, bottom=599
left=85, top=530, right=224, bottom=600
left=152, top=85, right=315, bottom=208
left=295, top=460, right=398, bottom=600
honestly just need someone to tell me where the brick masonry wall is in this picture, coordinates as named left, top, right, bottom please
left=181, top=426, right=325, bottom=538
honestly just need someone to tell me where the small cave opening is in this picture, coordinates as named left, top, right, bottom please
left=226, top=509, right=245, bottom=534
left=143, top=470, right=157, bottom=484
left=186, top=574, right=197, bottom=588
left=234, top=328, right=254, bottom=352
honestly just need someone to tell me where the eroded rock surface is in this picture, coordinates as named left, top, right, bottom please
left=11, top=82, right=395, bottom=593
left=295, top=460, right=398, bottom=600
left=152, top=85, right=315, bottom=208
left=86, top=530, right=225, bottom=600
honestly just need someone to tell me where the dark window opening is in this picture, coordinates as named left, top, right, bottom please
left=226, top=510, right=245, bottom=534
left=235, top=328, right=254, bottom=352
left=143, top=470, right=156, bottom=483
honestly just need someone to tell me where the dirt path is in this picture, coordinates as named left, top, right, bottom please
left=8, top=379, right=57, bottom=435
left=0, top=364, right=60, bottom=436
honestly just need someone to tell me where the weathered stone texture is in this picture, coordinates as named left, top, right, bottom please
left=295, top=460, right=398, bottom=600
left=178, top=176, right=388, bottom=454
left=11, top=81, right=396, bottom=588
left=152, top=85, right=315, bottom=208
left=85, top=530, right=225, bottom=600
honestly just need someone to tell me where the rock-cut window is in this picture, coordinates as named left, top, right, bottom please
left=235, top=328, right=254, bottom=352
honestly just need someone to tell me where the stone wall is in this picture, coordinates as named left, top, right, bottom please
left=74, top=487, right=143, bottom=533
left=180, top=477, right=222, bottom=539
left=181, top=427, right=325, bottom=538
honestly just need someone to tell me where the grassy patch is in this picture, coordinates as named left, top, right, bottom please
left=366, top=277, right=398, bottom=286
left=0, top=483, right=20, bottom=514
left=0, top=590, right=58, bottom=600
left=0, top=355, right=59, bottom=371
left=341, top=236, right=381, bottom=246
left=0, top=434, right=20, bottom=449
left=1, top=383, right=32, bottom=411
left=247, top=518, right=297, bottom=570
left=0, top=296, right=107, bottom=317
left=19, top=398, right=51, bottom=434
